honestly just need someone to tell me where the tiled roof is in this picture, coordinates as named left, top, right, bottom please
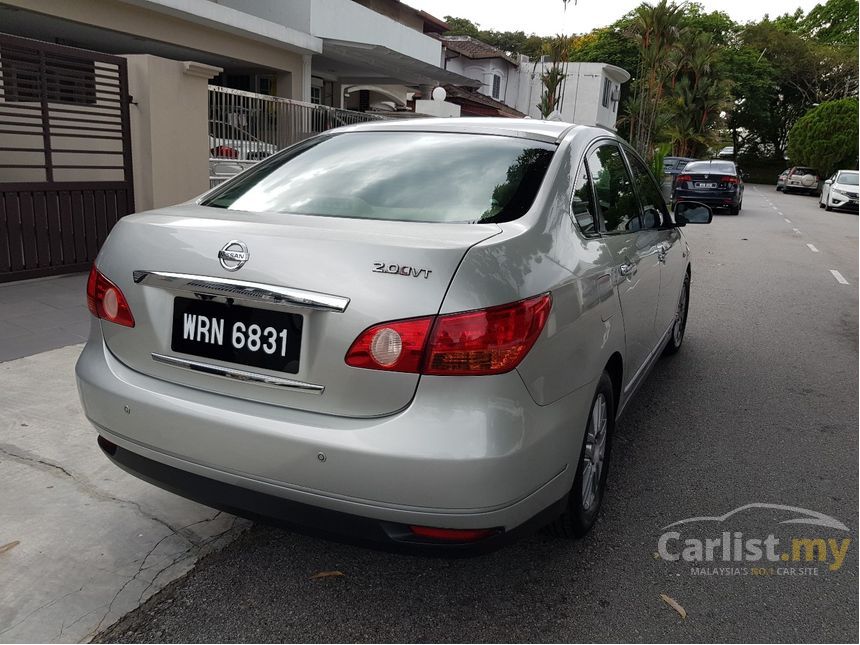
left=441, top=84, right=525, bottom=117
left=438, top=35, right=518, bottom=66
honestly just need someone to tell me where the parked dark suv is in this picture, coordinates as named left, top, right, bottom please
left=672, top=159, right=744, bottom=215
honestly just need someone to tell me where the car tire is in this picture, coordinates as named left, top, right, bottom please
left=547, top=371, right=615, bottom=539
left=819, top=200, right=825, bottom=209
left=825, top=201, right=833, bottom=212
left=662, top=272, right=690, bottom=357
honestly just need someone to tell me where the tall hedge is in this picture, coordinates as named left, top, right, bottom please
left=787, top=99, right=859, bottom=177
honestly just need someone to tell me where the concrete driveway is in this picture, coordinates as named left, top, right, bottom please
left=0, top=274, right=90, bottom=363
left=0, top=285, right=248, bottom=643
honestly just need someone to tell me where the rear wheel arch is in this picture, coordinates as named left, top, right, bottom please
left=604, top=352, right=623, bottom=414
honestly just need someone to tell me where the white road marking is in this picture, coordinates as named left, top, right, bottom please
left=830, top=270, right=849, bottom=285
left=777, top=211, right=783, bottom=215
left=772, top=206, right=779, bottom=210
left=807, top=243, right=819, bottom=253
left=784, top=218, right=792, bottom=223
left=792, top=228, right=801, bottom=234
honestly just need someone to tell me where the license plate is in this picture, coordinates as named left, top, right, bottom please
left=171, top=297, right=302, bottom=373
left=696, top=182, right=717, bottom=189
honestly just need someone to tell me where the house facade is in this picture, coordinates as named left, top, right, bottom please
left=213, top=0, right=477, bottom=112
left=438, top=35, right=630, bottom=129
left=513, top=58, right=630, bottom=129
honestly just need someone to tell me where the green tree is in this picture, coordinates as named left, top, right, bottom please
left=664, top=30, right=732, bottom=157
left=787, top=99, right=859, bottom=176
left=800, top=0, right=859, bottom=46
left=442, top=16, right=480, bottom=38
left=678, top=3, right=739, bottom=45
left=443, top=16, right=548, bottom=58
left=626, top=0, right=685, bottom=156
left=719, top=45, right=780, bottom=158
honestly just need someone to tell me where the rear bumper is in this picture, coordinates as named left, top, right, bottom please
left=673, top=189, right=739, bottom=208
left=96, top=434, right=566, bottom=554
left=76, top=335, right=592, bottom=544
left=784, top=182, right=818, bottom=194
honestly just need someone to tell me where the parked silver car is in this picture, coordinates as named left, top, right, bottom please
left=76, top=118, right=711, bottom=551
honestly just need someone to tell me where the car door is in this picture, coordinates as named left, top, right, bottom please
left=623, top=148, right=687, bottom=339
left=586, top=142, right=662, bottom=382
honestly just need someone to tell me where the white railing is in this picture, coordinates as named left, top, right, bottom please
left=208, top=85, right=386, bottom=187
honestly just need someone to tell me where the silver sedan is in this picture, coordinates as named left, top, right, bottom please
left=76, top=118, right=712, bottom=551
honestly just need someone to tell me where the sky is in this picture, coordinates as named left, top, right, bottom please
left=416, top=0, right=822, bottom=35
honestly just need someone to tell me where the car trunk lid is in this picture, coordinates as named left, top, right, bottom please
left=96, top=204, right=501, bottom=417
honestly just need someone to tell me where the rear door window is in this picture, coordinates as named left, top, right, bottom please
left=626, top=151, right=670, bottom=229
left=202, top=132, right=556, bottom=224
left=571, top=161, right=599, bottom=236
left=586, top=144, right=640, bottom=234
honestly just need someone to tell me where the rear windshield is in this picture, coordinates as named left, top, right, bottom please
left=793, top=167, right=816, bottom=175
left=202, top=132, right=556, bottom=223
left=683, top=160, right=735, bottom=174
left=837, top=171, right=858, bottom=185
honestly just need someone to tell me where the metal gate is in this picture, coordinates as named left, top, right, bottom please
left=209, top=85, right=384, bottom=187
left=0, top=33, right=134, bottom=282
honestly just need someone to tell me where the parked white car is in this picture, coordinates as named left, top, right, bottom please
left=819, top=170, right=859, bottom=212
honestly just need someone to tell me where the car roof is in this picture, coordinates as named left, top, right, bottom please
left=331, top=117, right=588, bottom=144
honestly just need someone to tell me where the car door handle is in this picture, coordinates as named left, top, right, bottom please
left=656, top=243, right=668, bottom=263
left=619, top=263, right=636, bottom=277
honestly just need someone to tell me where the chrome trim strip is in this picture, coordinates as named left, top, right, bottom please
left=151, top=353, right=325, bottom=394
left=133, top=271, right=349, bottom=313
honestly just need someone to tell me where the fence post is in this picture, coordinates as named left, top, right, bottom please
left=123, top=55, right=221, bottom=211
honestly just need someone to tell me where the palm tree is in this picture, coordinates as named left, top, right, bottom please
left=664, top=30, right=732, bottom=156
left=626, top=0, right=685, bottom=156
left=537, top=35, right=572, bottom=118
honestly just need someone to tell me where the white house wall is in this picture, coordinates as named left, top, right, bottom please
left=444, top=56, right=517, bottom=103
left=218, top=0, right=442, bottom=67
left=514, top=61, right=624, bottom=129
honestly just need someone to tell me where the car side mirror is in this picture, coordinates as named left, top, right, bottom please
left=674, top=201, right=713, bottom=225
left=825, top=179, right=833, bottom=185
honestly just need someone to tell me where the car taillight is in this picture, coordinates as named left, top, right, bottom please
left=210, top=145, right=239, bottom=159
left=676, top=174, right=691, bottom=183
left=721, top=176, right=739, bottom=184
left=408, top=525, right=499, bottom=542
left=344, top=293, right=552, bottom=376
left=424, top=294, right=552, bottom=375
left=86, top=265, right=135, bottom=327
left=344, top=316, right=433, bottom=372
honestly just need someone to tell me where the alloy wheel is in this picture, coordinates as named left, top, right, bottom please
left=581, top=393, right=608, bottom=510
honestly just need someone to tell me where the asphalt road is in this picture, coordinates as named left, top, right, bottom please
left=100, top=185, right=858, bottom=643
